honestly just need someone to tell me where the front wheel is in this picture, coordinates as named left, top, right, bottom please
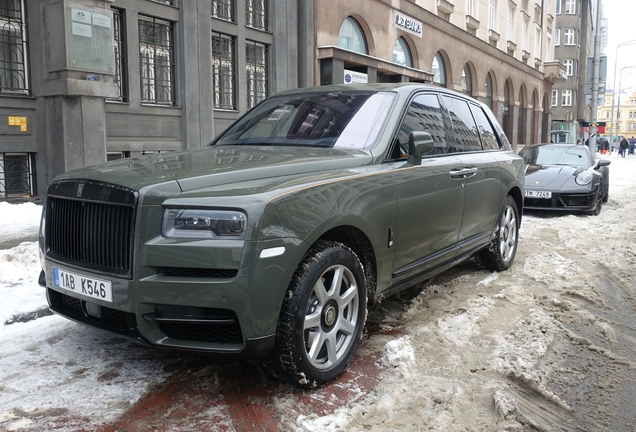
left=264, top=241, right=367, bottom=388
left=587, top=183, right=604, bottom=216
left=476, top=195, right=519, bottom=271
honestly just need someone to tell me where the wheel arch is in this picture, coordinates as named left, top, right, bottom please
left=507, top=185, right=523, bottom=226
left=315, top=225, right=378, bottom=305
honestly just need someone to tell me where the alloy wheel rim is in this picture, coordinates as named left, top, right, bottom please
left=303, top=264, right=359, bottom=369
left=499, top=206, right=517, bottom=263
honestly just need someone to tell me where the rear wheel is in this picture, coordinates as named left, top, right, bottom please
left=264, top=241, right=367, bottom=388
left=476, top=195, right=519, bottom=271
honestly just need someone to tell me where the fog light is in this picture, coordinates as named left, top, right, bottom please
left=85, top=301, right=102, bottom=319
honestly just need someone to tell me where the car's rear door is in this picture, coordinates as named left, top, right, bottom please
left=441, top=96, right=502, bottom=255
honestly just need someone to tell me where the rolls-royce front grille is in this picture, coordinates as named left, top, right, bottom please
left=46, top=180, right=138, bottom=277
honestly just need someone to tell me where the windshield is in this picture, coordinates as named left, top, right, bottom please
left=519, top=145, right=591, bottom=169
left=211, top=91, right=395, bottom=149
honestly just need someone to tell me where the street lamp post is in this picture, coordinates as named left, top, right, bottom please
left=609, top=40, right=636, bottom=145
left=611, top=66, right=636, bottom=150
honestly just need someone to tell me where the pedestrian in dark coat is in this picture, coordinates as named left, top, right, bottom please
left=619, top=138, right=629, bottom=157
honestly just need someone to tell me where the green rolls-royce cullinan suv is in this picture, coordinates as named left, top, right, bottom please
left=39, top=84, right=524, bottom=388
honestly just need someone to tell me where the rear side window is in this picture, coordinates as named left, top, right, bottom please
left=469, top=103, right=502, bottom=150
left=442, top=96, right=482, bottom=152
left=389, top=93, right=449, bottom=159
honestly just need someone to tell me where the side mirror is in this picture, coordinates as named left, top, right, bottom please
left=407, top=131, right=435, bottom=164
left=596, top=159, right=611, bottom=168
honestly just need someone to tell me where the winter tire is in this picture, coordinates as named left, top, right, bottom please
left=476, top=195, right=519, bottom=271
left=265, top=241, right=366, bottom=388
left=587, top=183, right=603, bottom=216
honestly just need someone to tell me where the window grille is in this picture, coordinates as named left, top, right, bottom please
left=246, top=0, right=267, bottom=30
left=139, top=16, right=174, bottom=105
left=0, top=0, right=28, bottom=94
left=212, top=0, right=234, bottom=21
left=245, top=40, right=267, bottom=109
left=0, top=152, right=35, bottom=198
left=212, top=32, right=235, bottom=109
left=107, top=8, right=126, bottom=102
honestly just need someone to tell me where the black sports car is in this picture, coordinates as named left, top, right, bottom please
left=518, top=143, right=610, bottom=215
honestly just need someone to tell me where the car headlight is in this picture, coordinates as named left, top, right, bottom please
left=162, top=209, right=247, bottom=239
left=575, top=171, right=593, bottom=186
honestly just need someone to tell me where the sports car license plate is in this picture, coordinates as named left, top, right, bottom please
left=525, top=190, right=552, bottom=199
left=53, top=267, right=113, bottom=302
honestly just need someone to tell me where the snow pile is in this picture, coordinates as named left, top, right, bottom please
left=0, top=201, right=41, bottom=247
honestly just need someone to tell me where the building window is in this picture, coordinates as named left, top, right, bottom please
left=139, top=16, right=174, bottom=105
left=551, top=89, right=558, bottom=106
left=461, top=64, right=472, bottom=96
left=246, top=0, right=267, bottom=30
left=212, top=32, right=235, bottom=110
left=337, top=17, right=367, bottom=55
left=555, top=0, right=561, bottom=14
left=563, top=59, right=574, bottom=76
left=484, top=73, right=493, bottom=109
left=565, top=0, right=575, bottom=14
left=151, top=0, right=174, bottom=4
left=489, top=0, right=496, bottom=31
left=0, top=0, right=28, bottom=94
left=107, top=8, right=126, bottom=102
left=522, top=19, right=528, bottom=51
left=554, top=29, right=560, bottom=45
left=392, top=37, right=412, bottom=67
left=507, top=7, right=513, bottom=41
left=212, top=0, right=234, bottom=21
left=467, top=0, right=474, bottom=16
left=535, top=27, right=541, bottom=58
left=0, top=152, right=35, bottom=198
left=564, top=28, right=574, bottom=45
left=246, top=40, right=267, bottom=109
left=517, top=89, right=526, bottom=144
left=432, top=52, right=446, bottom=87
left=561, top=89, right=572, bottom=106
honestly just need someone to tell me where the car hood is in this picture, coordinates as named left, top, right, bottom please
left=52, top=146, right=374, bottom=193
left=524, top=164, right=583, bottom=188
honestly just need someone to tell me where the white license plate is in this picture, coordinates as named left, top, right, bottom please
left=53, top=267, right=113, bottom=303
left=525, top=190, right=552, bottom=199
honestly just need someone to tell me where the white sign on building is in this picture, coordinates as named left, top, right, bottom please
left=344, top=69, right=368, bottom=84
left=394, top=11, right=422, bottom=38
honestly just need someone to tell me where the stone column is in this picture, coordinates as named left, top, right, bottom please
left=29, top=0, right=118, bottom=196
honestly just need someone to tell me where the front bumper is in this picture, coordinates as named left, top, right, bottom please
left=45, top=285, right=276, bottom=357
left=41, top=236, right=305, bottom=359
left=523, top=188, right=600, bottom=212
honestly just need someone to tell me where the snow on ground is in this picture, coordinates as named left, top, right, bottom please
left=1, top=152, right=635, bottom=431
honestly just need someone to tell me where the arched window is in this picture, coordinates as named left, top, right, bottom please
left=392, top=37, right=412, bottom=67
left=503, top=80, right=513, bottom=140
left=431, top=53, right=446, bottom=86
left=337, top=17, right=367, bottom=54
left=518, top=87, right=526, bottom=145
left=461, top=64, right=472, bottom=95
left=484, top=73, right=493, bottom=109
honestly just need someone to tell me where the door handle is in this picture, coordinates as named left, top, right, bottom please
left=449, top=167, right=477, bottom=178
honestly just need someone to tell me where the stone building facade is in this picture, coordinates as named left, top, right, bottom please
left=0, top=0, right=310, bottom=198
left=0, top=0, right=563, bottom=199
left=550, top=0, right=593, bottom=143
left=315, top=0, right=565, bottom=149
